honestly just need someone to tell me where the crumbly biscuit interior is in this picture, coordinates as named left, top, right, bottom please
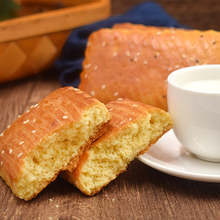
left=76, top=111, right=171, bottom=195
left=15, top=105, right=109, bottom=200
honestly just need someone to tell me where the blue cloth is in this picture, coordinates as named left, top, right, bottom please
left=55, top=1, right=185, bottom=87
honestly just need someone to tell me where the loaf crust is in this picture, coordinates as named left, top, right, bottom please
left=0, top=86, right=111, bottom=200
left=61, top=99, right=173, bottom=196
left=79, top=24, right=220, bottom=111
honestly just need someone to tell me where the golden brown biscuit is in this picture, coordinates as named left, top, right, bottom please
left=79, top=24, right=220, bottom=111
left=61, top=99, right=173, bottom=196
left=0, top=86, right=111, bottom=200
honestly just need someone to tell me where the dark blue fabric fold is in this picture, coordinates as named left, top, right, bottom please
left=55, top=1, right=185, bottom=87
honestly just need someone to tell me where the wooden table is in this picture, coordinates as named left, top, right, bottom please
left=1, top=1, right=220, bottom=219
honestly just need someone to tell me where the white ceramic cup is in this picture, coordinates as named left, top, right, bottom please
left=167, top=65, right=220, bottom=162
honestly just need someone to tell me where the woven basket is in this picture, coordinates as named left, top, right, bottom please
left=0, top=0, right=111, bottom=83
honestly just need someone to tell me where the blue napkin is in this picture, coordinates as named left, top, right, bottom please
left=55, top=2, right=185, bottom=87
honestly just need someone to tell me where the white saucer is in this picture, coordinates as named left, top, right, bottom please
left=138, top=129, right=220, bottom=182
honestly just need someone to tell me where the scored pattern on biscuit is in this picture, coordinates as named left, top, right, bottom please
left=0, top=87, right=104, bottom=169
left=106, top=100, right=147, bottom=128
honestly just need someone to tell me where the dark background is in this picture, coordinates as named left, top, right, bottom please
left=112, top=0, right=220, bottom=30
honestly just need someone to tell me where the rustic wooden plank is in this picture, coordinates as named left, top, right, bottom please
left=22, top=76, right=61, bottom=112
left=0, top=80, right=36, bottom=133
left=0, top=74, right=61, bottom=133
left=1, top=157, right=220, bottom=219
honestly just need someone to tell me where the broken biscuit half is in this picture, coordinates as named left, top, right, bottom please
left=0, top=87, right=111, bottom=200
left=61, top=99, right=173, bottom=196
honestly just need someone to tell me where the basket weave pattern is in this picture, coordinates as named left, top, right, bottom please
left=0, top=0, right=111, bottom=83
left=0, top=30, right=70, bottom=83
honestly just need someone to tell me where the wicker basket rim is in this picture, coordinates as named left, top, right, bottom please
left=0, top=0, right=110, bottom=43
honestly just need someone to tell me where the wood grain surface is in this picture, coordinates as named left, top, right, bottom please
left=1, top=1, right=220, bottom=219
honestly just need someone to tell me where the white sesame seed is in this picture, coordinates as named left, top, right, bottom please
left=49, top=198, right=53, bottom=202
left=18, top=153, right=23, bottom=158
left=34, top=104, right=38, bottom=108
left=0, top=132, right=3, bottom=137
left=101, top=84, right=106, bottom=90
left=32, top=130, right=36, bottom=134
left=77, top=89, right=83, bottom=93
left=157, top=31, right=162, bottom=35
left=18, top=115, right=21, bottom=118
left=108, top=108, right=113, bottom=111
left=114, top=92, right=119, bottom=97
left=2, top=150, right=4, bottom=154
left=1, top=161, right=3, bottom=166
left=55, top=205, right=59, bottom=208
left=117, top=98, right=123, bottom=100
left=143, top=61, right=148, bottom=65
left=23, top=119, right=29, bottom=124
left=102, top=42, right=106, bottom=47
left=91, top=91, right=95, bottom=96
left=32, top=119, right=36, bottom=123
left=120, top=121, right=124, bottom=124
left=129, top=118, right=132, bottom=121
left=7, top=125, right=10, bottom=129
left=9, top=149, right=12, bottom=154
left=113, top=52, right=117, bottom=57
left=63, top=116, right=68, bottom=119
left=19, top=141, right=24, bottom=145
left=175, top=65, right=180, bottom=68
left=84, top=63, right=91, bottom=69
left=76, top=90, right=83, bottom=94
left=26, top=110, right=29, bottom=113
left=84, top=74, right=88, bottom=78
left=94, top=66, right=98, bottom=70
left=182, top=54, right=186, bottom=59
left=171, top=28, right=175, bottom=34
left=132, top=104, right=138, bottom=107
left=49, top=217, right=52, bottom=220
left=84, top=94, right=90, bottom=98
left=136, top=52, right=141, bottom=56
left=134, top=57, right=138, bottom=62
left=125, top=51, right=131, bottom=56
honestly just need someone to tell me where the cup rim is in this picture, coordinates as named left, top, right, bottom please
left=167, top=64, right=220, bottom=95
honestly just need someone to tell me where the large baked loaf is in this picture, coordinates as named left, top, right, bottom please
left=0, top=86, right=111, bottom=200
left=61, top=99, right=173, bottom=196
left=79, top=23, right=220, bottom=111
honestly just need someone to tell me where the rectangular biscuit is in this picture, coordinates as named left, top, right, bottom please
left=0, top=86, right=111, bottom=200
left=79, top=24, right=220, bottom=111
